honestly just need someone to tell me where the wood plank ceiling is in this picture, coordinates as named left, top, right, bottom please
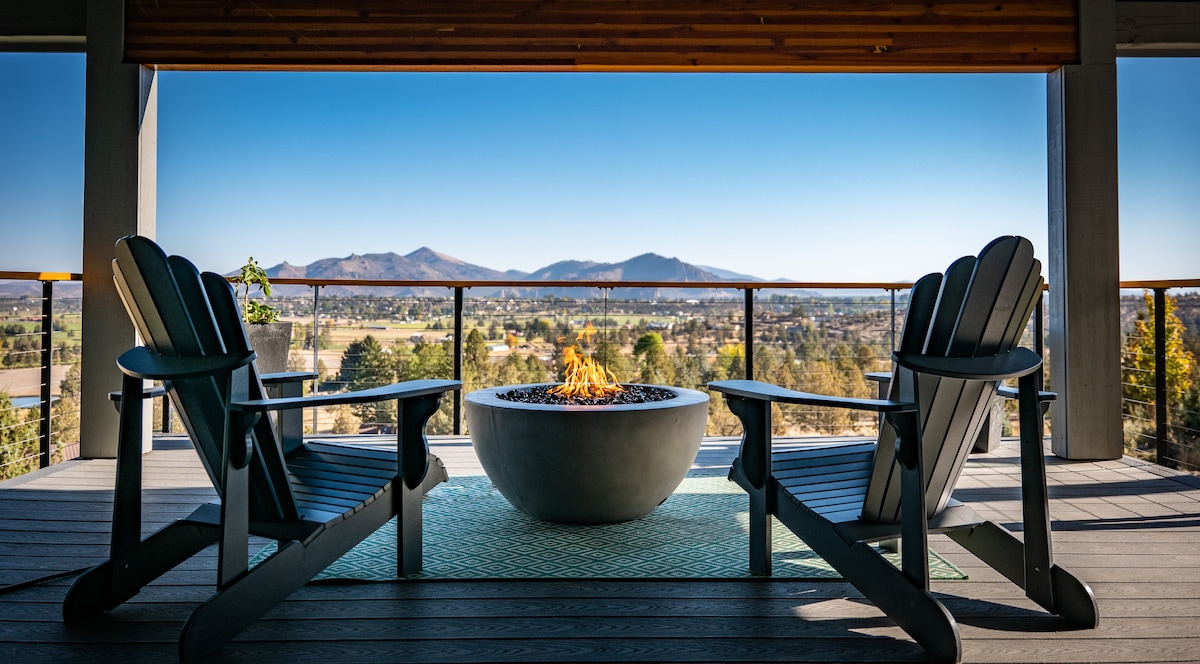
left=124, top=0, right=1079, bottom=73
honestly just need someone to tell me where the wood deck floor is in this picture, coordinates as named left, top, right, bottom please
left=3, top=435, right=1200, bottom=663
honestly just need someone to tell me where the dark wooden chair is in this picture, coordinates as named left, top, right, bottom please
left=710, top=236, right=1098, bottom=662
left=62, top=235, right=459, bottom=661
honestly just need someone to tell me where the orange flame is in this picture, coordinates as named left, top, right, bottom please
left=549, top=322, right=624, bottom=399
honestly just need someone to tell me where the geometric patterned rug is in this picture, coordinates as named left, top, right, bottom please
left=251, top=475, right=965, bottom=582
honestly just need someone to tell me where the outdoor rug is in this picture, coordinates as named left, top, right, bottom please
left=251, top=475, right=965, bottom=581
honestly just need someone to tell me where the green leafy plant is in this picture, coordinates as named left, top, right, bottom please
left=232, top=257, right=281, bottom=324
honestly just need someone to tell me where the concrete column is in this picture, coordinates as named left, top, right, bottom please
left=79, top=0, right=156, bottom=458
left=1045, top=0, right=1122, bottom=459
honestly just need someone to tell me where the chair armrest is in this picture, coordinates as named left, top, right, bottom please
left=117, top=346, right=256, bottom=381
left=893, top=347, right=1042, bottom=381
left=260, top=371, right=318, bottom=386
left=709, top=379, right=915, bottom=413
left=232, top=379, right=461, bottom=413
left=864, top=371, right=891, bottom=400
left=108, top=385, right=167, bottom=401
left=864, top=371, right=891, bottom=385
left=998, top=385, right=1057, bottom=402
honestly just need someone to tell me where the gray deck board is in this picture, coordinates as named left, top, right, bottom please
left=2, top=434, right=1200, bottom=663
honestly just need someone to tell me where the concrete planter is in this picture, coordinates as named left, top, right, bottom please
left=244, top=321, right=293, bottom=374
left=465, top=384, right=708, bottom=524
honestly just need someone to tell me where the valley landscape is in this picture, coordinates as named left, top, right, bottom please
left=2, top=247, right=1197, bottom=480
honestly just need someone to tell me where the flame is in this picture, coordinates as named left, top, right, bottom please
left=549, top=322, right=624, bottom=399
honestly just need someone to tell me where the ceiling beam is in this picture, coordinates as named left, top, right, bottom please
left=1117, top=0, right=1200, bottom=56
left=0, top=0, right=87, bottom=51
left=122, top=0, right=1079, bottom=73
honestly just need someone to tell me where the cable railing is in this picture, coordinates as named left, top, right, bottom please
left=0, top=272, right=83, bottom=480
left=1119, top=284, right=1200, bottom=473
left=257, top=279, right=923, bottom=438
left=3, top=270, right=1197, bottom=480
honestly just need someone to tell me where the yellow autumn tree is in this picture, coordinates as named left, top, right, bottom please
left=1121, top=291, right=1196, bottom=456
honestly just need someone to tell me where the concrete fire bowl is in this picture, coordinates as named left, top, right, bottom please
left=464, top=384, right=709, bottom=524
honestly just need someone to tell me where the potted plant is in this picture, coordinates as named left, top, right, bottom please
left=232, top=257, right=293, bottom=374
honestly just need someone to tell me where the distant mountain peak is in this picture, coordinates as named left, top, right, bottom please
left=405, top=247, right=464, bottom=264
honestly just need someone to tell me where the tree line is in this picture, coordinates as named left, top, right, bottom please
left=328, top=320, right=887, bottom=437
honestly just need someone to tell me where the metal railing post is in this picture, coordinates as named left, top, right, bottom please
left=453, top=286, right=464, bottom=435
left=1035, top=292, right=1045, bottom=358
left=744, top=288, right=754, bottom=381
left=38, top=281, right=53, bottom=468
left=889, top=288, right=897, bottom=352
left=312, top=285, right=321, bottom=435
left=1154, top=287, right=1171, bottom=468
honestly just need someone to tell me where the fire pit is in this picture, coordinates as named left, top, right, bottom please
left=464, top=382, right=708, bottom=524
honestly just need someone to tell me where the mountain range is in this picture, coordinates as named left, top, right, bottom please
left=0, top=248, right=815, bottom=299
left=261, top=248, right=790, bottom=299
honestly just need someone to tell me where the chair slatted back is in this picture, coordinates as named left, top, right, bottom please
left=113, top=236, right=299, bottom=522
left=861, top=236, right=1042, bottom=522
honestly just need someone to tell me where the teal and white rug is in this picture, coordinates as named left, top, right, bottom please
left=253, top=475, right=965, bottom=581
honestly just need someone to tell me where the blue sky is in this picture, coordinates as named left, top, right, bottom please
left=1, top=53, right=1197, bottom=282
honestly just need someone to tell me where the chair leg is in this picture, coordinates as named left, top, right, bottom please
left=1049, top=564, right=1101, bottom=627
left=179, top=539, right=310, bottom=662
left=397, top=479, right=423, bottom=577
left=841, top=541, right=962, bottom=662
left=63, top=520, right=219, bottom=621
left=776, top=494, right=962, bottom=662
left=947, top=522, right=1099, bottom=627
left=179, top=488, right=395, bottom=661
left=724, top=395, right=774, bottom=576
left=740, top=483, right=964, bottom=657
left=748, top=487, right=772, bottom=576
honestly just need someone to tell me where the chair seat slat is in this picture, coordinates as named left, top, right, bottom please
left=772, top=442, right=876, bottom=462
left=287, top=454, right=396, bottom=479
left=289, top=470, right=390, bottom=494
left=290, top=448, right=397, bottom=474
left=773, top=459, right=873, bottom=480
left=304, top=440, right=398, bottom=462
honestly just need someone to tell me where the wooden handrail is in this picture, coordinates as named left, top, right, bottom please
left=3, top=272, right=1198, bottom=292
left=0, top=271, right=83, bottom=282
left=1118, top=279, right=1200, bottom=290
left=257, top=278, right=919, bottom=290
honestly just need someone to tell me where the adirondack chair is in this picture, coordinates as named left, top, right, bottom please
left=62, top=236, right=460, bottom=661
left=710, top=236, right=1098, bottom=662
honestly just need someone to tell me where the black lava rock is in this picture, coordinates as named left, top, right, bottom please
left=496, top=384, right=677, bottom=406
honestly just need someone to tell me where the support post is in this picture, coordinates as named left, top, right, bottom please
left=79, top=0, right=157, bottom=458
left=1046, top=0, right=1122, bottom=459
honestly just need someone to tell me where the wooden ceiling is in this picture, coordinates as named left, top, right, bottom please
left=124, top=0, right=1079, bottom=73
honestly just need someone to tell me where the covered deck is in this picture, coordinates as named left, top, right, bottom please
left=2, top=435, right=1198, bottom=662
